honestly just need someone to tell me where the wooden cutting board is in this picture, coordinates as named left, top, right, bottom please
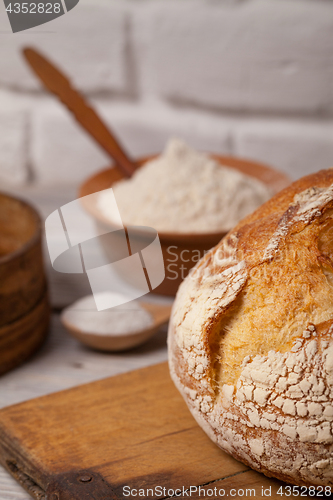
left=0, top=362, right=313, bottom=499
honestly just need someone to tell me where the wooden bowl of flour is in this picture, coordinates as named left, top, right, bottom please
left=80, top=155, right=290, bottom=296
left=0, top=192, right=50, bottom=375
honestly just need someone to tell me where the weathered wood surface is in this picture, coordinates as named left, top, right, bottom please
left=0, top=364, right=241, bottom=498
left=0, top=362, right=300, bottom=500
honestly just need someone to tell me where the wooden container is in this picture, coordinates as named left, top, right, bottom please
left=0, top=192, right=50, bottom=376
left=80, top=156, right=291, bottom=296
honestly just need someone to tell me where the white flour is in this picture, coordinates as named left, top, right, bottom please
left=63, top=293, right=153, bottom=336
left=98, top=139, right=272, bottom=233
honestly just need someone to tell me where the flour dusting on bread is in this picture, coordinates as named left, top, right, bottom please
left=264, top=183, right=333, bottom=261
left=168, top=170, right=333, bottom=487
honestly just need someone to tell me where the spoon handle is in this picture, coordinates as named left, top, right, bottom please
left=23, top=47, right=136, bottom=179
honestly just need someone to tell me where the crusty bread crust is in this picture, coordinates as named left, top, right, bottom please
left=168, top=169, right=333, bottom=486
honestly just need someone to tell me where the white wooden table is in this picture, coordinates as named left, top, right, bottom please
left=0, top=185, right=171, bottom=499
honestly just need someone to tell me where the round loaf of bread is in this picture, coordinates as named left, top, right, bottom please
left=168, top=169, right=333, bottom=486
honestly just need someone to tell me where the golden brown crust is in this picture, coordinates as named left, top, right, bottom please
left=168, top=169, right=333, bottom=486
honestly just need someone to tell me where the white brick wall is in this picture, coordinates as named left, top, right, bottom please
left=0, top=92, right=29, bottom=184
left=0, top=0, right=333, bottom=186
left=233, top=119, right=333, bottom=180
left=31, top=99, right=231, bottom=184
left=147, top=0, right=333, bottom=113
left=31, top=100, right=109, bottom=185
left=0, top=1, right=128, bottom=93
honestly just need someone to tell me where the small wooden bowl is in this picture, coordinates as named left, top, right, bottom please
left=0, top=192, right=50, bottom=375
left=79, top=155, right=291, bottom=296
left=61, top=301, right=172, bottom=352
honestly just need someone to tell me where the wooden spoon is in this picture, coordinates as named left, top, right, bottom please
left=22, top=47, right=136, bottom=178
left=61, top=299, right=173, bottom=352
